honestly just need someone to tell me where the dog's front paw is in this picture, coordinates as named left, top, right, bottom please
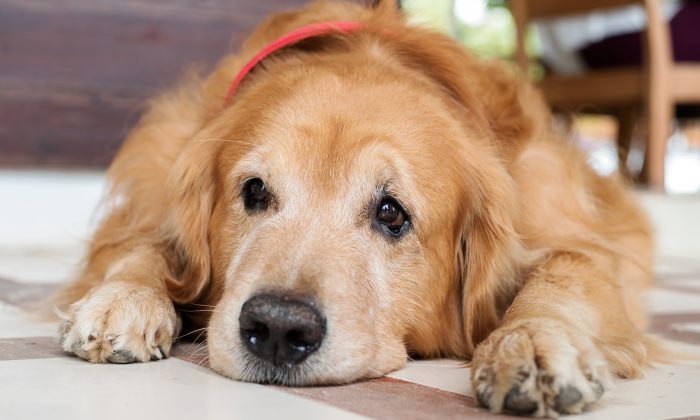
left=59, top=281, right=180, bottom=363
left=471, top=319, right=611, bottom=417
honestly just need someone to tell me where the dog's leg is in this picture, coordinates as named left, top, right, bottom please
left=58, top=243, right=180, bottom=363
left=54, top=74, right=215, bottom=363
left=471, top=251, right=651, bottom=417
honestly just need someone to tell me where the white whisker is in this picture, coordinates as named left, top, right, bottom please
left=174, top=327, right=207, bottom=341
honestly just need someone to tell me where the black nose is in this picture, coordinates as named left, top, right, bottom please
left=239, top=293, right=326, bottom=366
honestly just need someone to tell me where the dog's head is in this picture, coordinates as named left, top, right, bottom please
left=164, top=0, right=534, bottom=385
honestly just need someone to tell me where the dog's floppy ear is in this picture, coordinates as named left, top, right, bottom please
left=163, top=138, right=219, bottom=304
left=455, top=162, right=524, bottom=354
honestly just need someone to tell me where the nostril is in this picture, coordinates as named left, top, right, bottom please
left=243, top=321, right=269, bottom=346
left=285, top=329, right=304, bottom=350
left=285, top=328, right=321, bottom=353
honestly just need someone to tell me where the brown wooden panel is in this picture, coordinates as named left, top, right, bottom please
left=0, top=0, right=310, bottom=168
left=671, top=64, right=700, bottom=103
left=518, top=0, right=640, bottom=20
left=0, top=0, right=282, bottom=89
left=539, top=67, right=644, bottom=109
left=0, top=80, right=143, bottom=167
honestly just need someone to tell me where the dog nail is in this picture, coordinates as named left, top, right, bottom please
left=476, top=388, right=492, bottom=408
left=108, top=349, right=136, bottom=364
left=504, top=386, right=538, bottom=414
left=151, top=346, right=165, bottom=360
left=554, top=385, right=583, bottom=413
left=70, top=339, right=90, bottom=360
left=516, top=368, right=531, bottom=381
left=590, top=379, right=605, bottom=400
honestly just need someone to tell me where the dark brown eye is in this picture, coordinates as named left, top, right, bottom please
left=375, top=197, right=409, bottom=237
left=243, top=178, right=270, bottom=212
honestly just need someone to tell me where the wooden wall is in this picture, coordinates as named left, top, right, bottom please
left=0, top=0, right=313, bottom=167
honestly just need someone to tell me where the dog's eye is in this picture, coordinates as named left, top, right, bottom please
left=243, top=178, right=270, bottom=212
left=375, top=197, right=409, bottom=237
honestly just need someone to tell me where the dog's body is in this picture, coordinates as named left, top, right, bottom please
left=56, top=1, right=660, bottom=416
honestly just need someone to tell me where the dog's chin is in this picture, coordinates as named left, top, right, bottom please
left=235, top=355, right=324, bottom=386
left=208, top=345, right=389, bottom=386
left=215, top=356, right=387, bottom=386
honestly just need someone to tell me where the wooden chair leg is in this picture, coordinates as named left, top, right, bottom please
left=646, top=99, right=672, bottom=190
left=643, top=0, right=674, bottom=191
left=615, top=106, right=638, bottom=180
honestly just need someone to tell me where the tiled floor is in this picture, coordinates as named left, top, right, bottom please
left=1, top=169, right=700, bottom=419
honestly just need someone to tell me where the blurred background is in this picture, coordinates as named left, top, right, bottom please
left=1, top=0, right=699, bottom=283
left=404, top=0, right=700, bottom=194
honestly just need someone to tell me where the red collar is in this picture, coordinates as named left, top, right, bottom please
left=224, top=20, right=366, bottom=104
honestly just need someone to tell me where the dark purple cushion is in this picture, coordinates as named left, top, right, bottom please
left=579, top=0, right=700, bottom=68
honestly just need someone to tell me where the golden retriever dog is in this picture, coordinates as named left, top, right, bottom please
left=55, top=0, right=662, bottom=416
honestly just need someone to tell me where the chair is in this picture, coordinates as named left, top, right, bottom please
left=510, top=0, right=700, bottom=190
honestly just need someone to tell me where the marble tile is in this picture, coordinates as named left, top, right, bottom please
left=0, top=336, right=65, bottom=360
left=280, top=375, right=510, bottom=420
left=0, top=358, right=363, bottom=420
left=648, top=289, right=700, bottom=315
left=574, top=363, right=700, bottom=420
left=388, top=359, right=471, bottom=396
left=0, top=302, right=58, bottom=339
left=671, top=322, right=700, bottom=335
left=0, top=170, right=105, bottom=250
left=0, top=251, right=83, bottom=284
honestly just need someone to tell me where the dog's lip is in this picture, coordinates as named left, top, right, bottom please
left=239, top=354, right=310, bottom=385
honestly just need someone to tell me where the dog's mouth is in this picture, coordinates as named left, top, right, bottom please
left=236, top=349, right=318, bottom=385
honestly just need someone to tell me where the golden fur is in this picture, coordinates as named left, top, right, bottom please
left=55, top=1, right=661, bottom=416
